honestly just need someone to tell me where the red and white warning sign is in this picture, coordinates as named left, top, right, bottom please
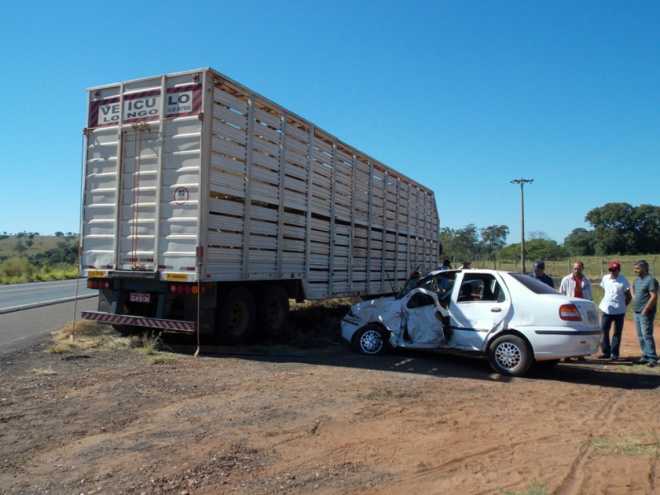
left=174, top=187, right=189, bottom=205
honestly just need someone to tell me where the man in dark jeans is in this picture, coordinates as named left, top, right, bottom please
left=598, top=261, right=631, bottom=360
left=631, top=260, right=659, bottom=367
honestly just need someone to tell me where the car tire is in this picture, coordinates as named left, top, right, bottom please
left=488, top=334, right=532, bottom=376
left=353, top=324, right=389, bottom=356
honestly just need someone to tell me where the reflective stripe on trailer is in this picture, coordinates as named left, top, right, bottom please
left=81, top=311, right=195, bottom=332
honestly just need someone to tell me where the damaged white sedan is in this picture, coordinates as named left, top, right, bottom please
left=341, top=269, right=601, bottom=376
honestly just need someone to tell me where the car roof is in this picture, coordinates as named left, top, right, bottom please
left=426, top=268, right=513, bottom=276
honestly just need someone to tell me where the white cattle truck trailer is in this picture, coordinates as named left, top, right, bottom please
left=80, top=68, right=439, bottom=344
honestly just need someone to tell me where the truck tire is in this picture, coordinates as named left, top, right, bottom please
left=215, top=286, right=256, bottom=345
left=258, top=285, right=290, bottom=340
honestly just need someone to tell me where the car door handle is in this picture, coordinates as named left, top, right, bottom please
left=491, top=307, right=502, bottom=313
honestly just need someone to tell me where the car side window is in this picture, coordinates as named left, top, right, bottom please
left=458, top=275, right=504, bottom=303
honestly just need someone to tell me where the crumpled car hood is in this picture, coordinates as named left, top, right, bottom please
left=350, top=296, right=399, bottom=324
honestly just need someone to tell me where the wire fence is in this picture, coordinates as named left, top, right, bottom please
left=469, top=255, right=657, bottom=280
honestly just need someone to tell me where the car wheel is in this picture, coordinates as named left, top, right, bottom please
left=353, top=324, right=389, bottom=356
left=488, top=334, right=532, bottom=376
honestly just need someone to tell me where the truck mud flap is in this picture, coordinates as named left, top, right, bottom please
left=81, top=311, right=195, bottom=332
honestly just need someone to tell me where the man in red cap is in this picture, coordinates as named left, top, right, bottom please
left=598, top=261, right=631, bottom=360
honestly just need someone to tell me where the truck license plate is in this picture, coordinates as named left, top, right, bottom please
left=130, top=293, right=150, bottom=303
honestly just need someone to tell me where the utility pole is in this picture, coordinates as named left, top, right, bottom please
left=510, top=178, right=533, bottom=273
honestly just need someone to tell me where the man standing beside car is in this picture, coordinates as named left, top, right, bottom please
left=631, top=260, right=658, bottom=367
left=598, top=261, right=631, bottom=360
left=559, top=260, right=593, bottom=300
left=558, top=260, right=592, bottom=363
left=530, top=260, right=554, bottom=288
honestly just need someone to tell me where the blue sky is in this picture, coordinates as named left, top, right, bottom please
left=1, top=0, right=658, bottom=245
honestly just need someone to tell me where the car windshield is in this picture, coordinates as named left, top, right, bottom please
left=508, top=273, right=558, bottom=294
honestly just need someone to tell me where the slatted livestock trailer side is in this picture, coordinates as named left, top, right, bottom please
left=80, top=68, right=439, bottom=343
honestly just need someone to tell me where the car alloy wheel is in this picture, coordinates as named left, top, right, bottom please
left=488, top=334, right=532, bottom=376
left=354, top=324, right=389, bottom=356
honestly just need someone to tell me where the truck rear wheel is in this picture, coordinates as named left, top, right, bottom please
left=259, top=286, right=290, bottom=340
left=215, top=286, right=256, bottom=345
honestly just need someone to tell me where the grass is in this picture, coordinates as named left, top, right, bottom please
left=589, top=431, right=660, bottom=457
left=0, top=234, right=71, bottom=258
left=29, top=367, right=57, bottom=376
left=50, top=319, right=132, bottom=352
left=0, top=234, right=79, bottom=284
left=150, top=356, right=178, bottom=365
left=133, top=331, right=168, bottom=355
left=0, top=256, right=77, bottom=284
left=498, top=481, right=548, bottom=495
left=49, top=320, right=175, bottom=363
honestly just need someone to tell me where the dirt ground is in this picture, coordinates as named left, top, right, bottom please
left=1, top=319, right=659, bottom=495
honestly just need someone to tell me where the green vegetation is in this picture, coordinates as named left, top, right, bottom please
left=441, top=202, right=660, bottom=265
left=589, top=431, right=660, bottom=457
left=498, top=481, right=548, bottom=495
left=50, top=321, right=178, bottom=364
left=0, top=233, right=78, bottom=284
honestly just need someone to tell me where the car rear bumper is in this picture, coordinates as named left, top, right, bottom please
left=528, top=328, right=602, bottom=359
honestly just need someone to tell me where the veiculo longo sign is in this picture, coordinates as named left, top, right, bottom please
left=88, top=83, right=202, bottom=128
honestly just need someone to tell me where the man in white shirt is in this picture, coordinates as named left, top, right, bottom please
left=559, top=261, right=593, bottom=301
left=598, top=261, right=631, bottom=360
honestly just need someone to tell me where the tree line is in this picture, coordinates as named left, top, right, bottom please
left=440, top=202, right=660, bottom=264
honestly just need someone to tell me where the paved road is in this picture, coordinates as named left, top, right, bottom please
left=0, top=296, right=99, bottom=356
left=0, top=279, right=97, bottom=314
left=0, top=280, right=99, bottom=356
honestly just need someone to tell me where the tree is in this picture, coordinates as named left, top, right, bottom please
left=439, top=225, right=480, bottom=264
left=440, top=224, right=509, bottom=265
left=585, top=203, right=660, bottom=255
left=563, top=228, right=595, bottom=256
left=632, top=204, right=660, bottom=254
left=524, top=238, right=564, bottom=261
left=13, top=240, right=28, bottom=256
left=527, top=230, right=551, bottom=241
left=585, top=202, right=635, bottom=254
left=498, top=239, right=564, bottom=263
left=480, top=225, right=509, bottom=261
